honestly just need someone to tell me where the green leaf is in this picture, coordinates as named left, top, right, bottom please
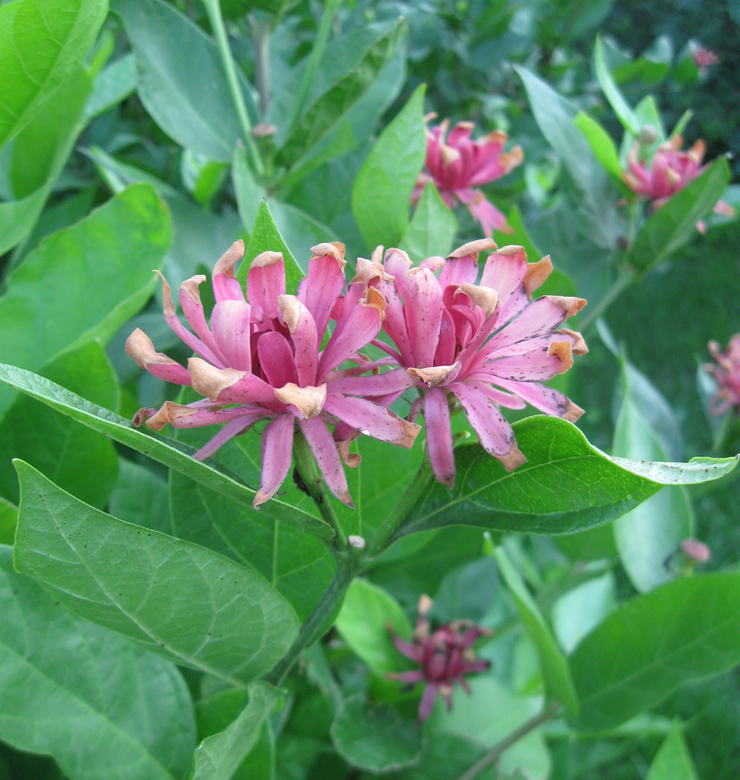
left=629, top=158, right=731, bottom=274
left=109, top=459, right=172, bottom=535
left=236, top=199, right=306, bottom=295
left=335, top=578, right=412, bottom=676
left=0, top=186, right=48, bottom=256
left=330, top=695, right=424, bottom=772
left=574, top=112, right=628, bottom=188
left=189, top=682, right=282, bottom=780
left=169, top=424, right=335, bottom=623
left=277, top=20, right=405, bottom=168
left=428, top=677, right=551, bottom=779
left=0, top=364, right=333, bottom=539
left=487, top=542, right=578, bottom=714
left=0, top=498, right=17, bottom=545
left=0, top=184, right=172, bottom=419
left=400, top=181, right=458, bottom=263
left=594, top=36, right=640, bottom=135
left=352, top=84, right=426, bottom=250
left=552, top=572, right=616, bottom=653
left=14, top=462, right=300, bottom=686
left=612, top=356, right=692, bottom=592
left=570, top=572, right=740, bottom=732
left=111, top=0, right=256, bottom=161
left=0, top=342, right=118, bottom=508
left=0, top=0, right=107, bottom=150
left=395, top=416, right=737, bottom=539
left=85, top=52, right=137, bottom=119
left=646, top=724, right=699, bottom=780
left=0, top=545, right=196, bottom=780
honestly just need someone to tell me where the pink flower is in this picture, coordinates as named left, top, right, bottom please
left=388, top=595, right=491, bottom=722
left=412, top=116, right=523, bottom=236
left=357, top=238, right=586, bottom=487
left=622, top=136, right=734, bottom=228
left=126, top=241, right=420, bottom=508
left=690, top=43, right=720, bottom=76
left=680, top=538, right=711, bottom=564
left=705, top=335, right=740, bottom=415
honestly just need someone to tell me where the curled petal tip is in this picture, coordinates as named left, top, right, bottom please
left=154, top=270, right=176, bottom=317
left=547, top=340, right=574, bottom=374
left=251, top=250, right=284, bottom=268
left=361, top=286, right=387, bottom=319
left=457, top=283, right=499, bottom=317
left=499, top=443, right=527, bottom=472
left=397, top=418, right=422, bottom=449
left=188, top=357, right=246, bottom=402
left=144, top=401, right=197, bottom=431
left=563, top=400, right=585, bottom=422
left=547, top=295, right=587, bottom=317
left=253, top=489, right=271, bottom=509
left=277, top=294, right=301, bottom=333
left=408, top=363, right=461, bottom=387
left=558, top=328, right=588, bottom=355
left=213, top=240, right=245, bottom=278
left=448, top=238, right=497, bottom=262
left=180, top=274, right=207, bottom=304
left=338, top=439, right=361, bottom=468
left=132, top=407, right=156, bottom=428
left=371, top=245, right=384, bottom=264
left=274, top=383, right=327, bottom=419
left=523, top=255, right=553, bottom=297
left=310, top=242, right=346, bottom=268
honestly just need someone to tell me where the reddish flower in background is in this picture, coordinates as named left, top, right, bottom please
left=705, top=335, right=740, bottom=415
left=388, top=595, right=491, bottom=722
left=690, top=43, right=720, bottom=76
left=412, top=116, right=523, bottom=235
left=358, top=238, right=586, bottom=487
left=622, top=136, right=734, bottom=230
left=126, top=241, right=420, bottom=508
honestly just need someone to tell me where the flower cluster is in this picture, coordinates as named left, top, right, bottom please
left=705, top=335, right=740, bottom=415
left=127, top=241, right=420, bottom=508
left=622, top=136, right=734, bottom=229
left=127, top=236, right=586, bottom=504
left=412, top=116, right=523, bottom=235
left=355, top=238, right=586, bottom=487
left=388, top=595, right=491, bottom=722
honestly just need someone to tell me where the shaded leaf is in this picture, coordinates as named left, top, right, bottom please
left=14, top=462, right=300, bottom=685
left=570, top=572, right=740, bottom=731
left=594, top=36, right=639, bottom=135
left=85, top=52, right=137, bottom=119
left=395, top=416, right=736, bottom=539
left=109, top=458, right=172, bottom=535
left=401, top=181, right=458, bottom=262
left=0, top=545, right=196, bottom=780
left=646, top=724, right=699, bottom=780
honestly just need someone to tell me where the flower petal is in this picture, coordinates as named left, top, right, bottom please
left=328, top=368, right=414, bottom=397
left=279, top=294, right=318, bottom=386
left=247, top=251, right=286, bottom=321
left=188, top=357, right=274, bottom=404
left=299, top=416, right=353, bottom=506
left=273, top=383, right=326, bottom=419
left=402, top=266, right=443, bottom=368
left=212, top=241, right=246, bottom=302
left=125, top=329, right=192, bottom=385
left=424, top=388, right=456, bottom=487
left=210, top=300, right=252, bottom=371
left=323, top=394, right=420, bottom=448
left=297, top=243, right=346, bottom=337
left=257, top=331, right=298, bottom=388
left=493, top=376, right=584, bottom=421
left=254, top=414, right=295, bottom=508
left=194, top=412, right=269, bottom=461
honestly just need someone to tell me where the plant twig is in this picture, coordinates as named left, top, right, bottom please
left=454, top=702, right=561, bottom=780
left=202, top=0, right=263, bottom=176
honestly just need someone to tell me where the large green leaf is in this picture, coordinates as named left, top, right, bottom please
left=189, top=682, right=282, bottom=780
left=335, top=578, right=412, bottom=676
left=14, top=462, right=300, bottom=686
left=85, top=52, right=137, bottom=119
left=395, top=416, right=736, bottom=539
left=574, top=112, right=630, bottom=191
left=488, top=542, right=578, bottom=714
left=646, top=725, right=699, bottom=780
left=612, top=356, right=692, bottom=592
left=109, top=458, right=172, bottom=535
left=629, top=158, right=731, bottom=274
left=0, top=0, right=107, bottom=150
left=276, top=20, right=405, bottom=168
left=400, top=181, right=458, bottom=263
left=0, top=183, right=172, bottom=419
left=330, top=695, right=423, bottom=772
left=352, top=84, right=426, bottom=250
left=0, top=545, right=196, bottom=780
left=0, top=342, right=118, bottom=508
left=570, top=572, right=740, bottom=732
left=0, top=186, right=48, bottom=256
left=169, top=423, right=336, bottom=623
left=593, top=36, right=639, bottom=135
left=0, top=364, right=333, bottom=539
left=112, top=0, right=255, bottom=161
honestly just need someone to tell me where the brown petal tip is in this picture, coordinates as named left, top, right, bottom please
left=523, top=255, right=553, bottom=297
left=448, top=238, right=498, bottom=263
left=558, top=329, right=588, bottom=356
left=277, top=294, right=302, bottom=333
left=563, top=400, right=585, bottom=423
left=547, top=296, right=587, bottom=317
left=180, top=274, right=207, bottom=304
left=126, top=328, right=180, bottom=369
left=396, top=418, right=422, bottom=449
left=371, top=245, right=384, bottom=264
left=251, top=250, right=284, bottom=269
left=361, top=286, right=387, bottom=320
left=548, top=340, right=574, bottom=374
left=214, top=240, right=245, bottom=279
left=440, top=144, right=461, bottom=165
left=273, top=383, right=327, bottom=419
left=188, top=357, right=246, bottom=402
left=145, top=401, right=197, bottom=432
left=310, top=242, right=346, bottom=268
left=457, top=283, right=499, bottom=317
left=338, top=439, right=361, bottom=468
left=154, top=270, right=176, bottom=318
left=408, top=363, right=461, bottom=388
left=132, top=407, right=156, bottom=428
left=253, top=488, right=272, bottom=509
left=499, top=443, right=527, bottom=472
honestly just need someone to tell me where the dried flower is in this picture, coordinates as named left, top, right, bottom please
left=388, top=595, right=491, bottom=722
left=127, top=241, right=420, bottom=508
left=705, top=335, right=740, bottom=415
left=412, top=116, right=523, bottom=235
left=358, top=239, right=586, bottom=487
left=622, top=136, right=734, bottom=229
